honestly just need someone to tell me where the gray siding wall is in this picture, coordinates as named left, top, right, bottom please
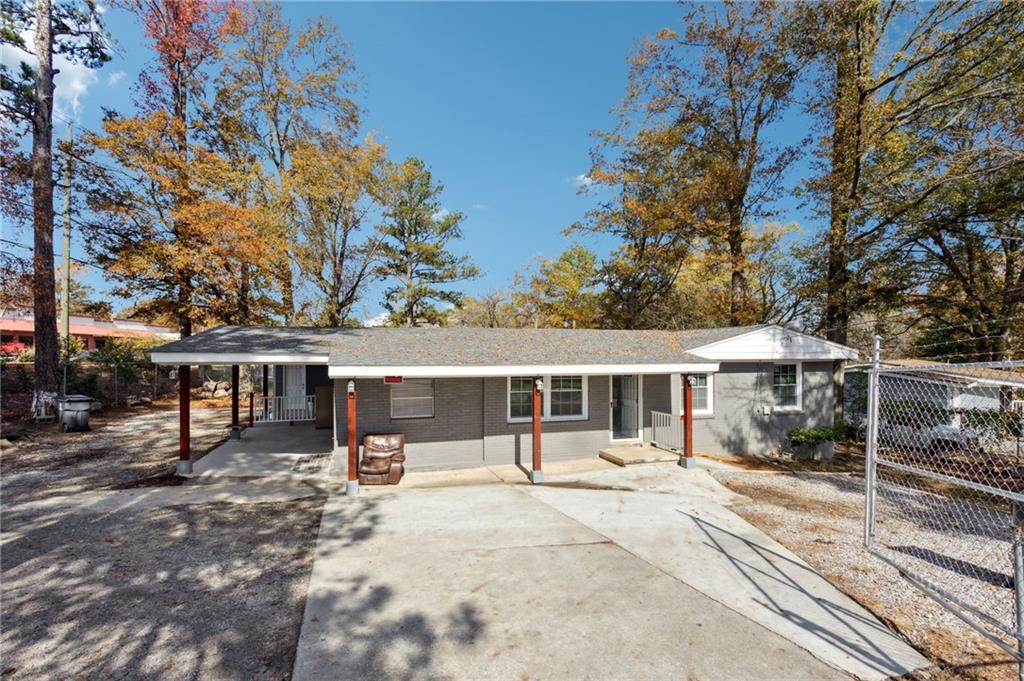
left=333, top=375, right=612, bottom=470
left=642, top=374, right=671, bottom=442
left=690, top=361, right=834, bottom=455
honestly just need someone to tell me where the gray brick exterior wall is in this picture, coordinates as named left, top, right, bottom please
left=329, top=361, right=836, bottom=470
left=333, top=375, right=611, bottom=470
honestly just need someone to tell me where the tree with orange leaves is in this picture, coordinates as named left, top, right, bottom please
left=83, top=0, right=278, bottom=334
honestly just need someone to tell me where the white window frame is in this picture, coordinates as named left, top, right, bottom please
left=390, top=378, right=435, bottom=419
left=507, top=375, right=589, bottom=423
left=771, top=361, right=802, bottom=412
left=680, top=373, right=714, bottom=417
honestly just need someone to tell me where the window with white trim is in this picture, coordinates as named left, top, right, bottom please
left=772, top=363, right=801, bottom=410
left=508, top=375, right=587, bottom=422
left=509, top=377, right=537, bottom=419
left=390, top=378, right=434, bottom=418
left=681, top=373, right=713, bottom=416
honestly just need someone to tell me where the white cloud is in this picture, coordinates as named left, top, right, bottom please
left=362, top=312, right=389, bottom=327
left=55, top=58, right=98, bottom=119
left=432, top=207, right=451, bottom=220
left=1, top=29, right=100, bottom=120
left=470, top=203, right=488, bottom=210
left=568, top=173, right=594, bottom=189
left=107, top=70, right=125, bottom=86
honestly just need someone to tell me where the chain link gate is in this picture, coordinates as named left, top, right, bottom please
left=862, top=338, right=1024, bottom=676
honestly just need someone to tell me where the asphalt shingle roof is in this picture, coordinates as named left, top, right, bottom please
left=152, top=324, right=767, bottom=367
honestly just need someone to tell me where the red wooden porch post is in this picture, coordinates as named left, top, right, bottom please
left=261, top=364, right=269, bottom=421
left=346, top=380, right=359, bottom=495
left=531, top=377, right=543, bottom=484
left=230, top=364, right=240, bottom=436
left=178, top=365, right=192, bottom=474
left=248, top=391, right=254, bottom=428
left=680, top=373, right=696, bottom=469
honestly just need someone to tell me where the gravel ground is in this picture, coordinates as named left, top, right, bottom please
left=1, top=498, right=324, bottom=680
left=1, top=405, right=232, bottom=504
left=1, top=405, right=328, bottom=680
left=709, top=469, right=1018, bottom=681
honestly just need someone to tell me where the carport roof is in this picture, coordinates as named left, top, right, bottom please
left=149, top=325, right=767, bottom=375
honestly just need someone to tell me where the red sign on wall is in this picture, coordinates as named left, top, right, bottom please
left=383, top=376, right=404, bottom=384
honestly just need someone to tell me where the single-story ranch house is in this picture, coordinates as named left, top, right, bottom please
left=151, top=324, right=857, bottom=491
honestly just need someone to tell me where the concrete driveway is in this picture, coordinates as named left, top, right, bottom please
left=293, top=464, right=928, bottom=681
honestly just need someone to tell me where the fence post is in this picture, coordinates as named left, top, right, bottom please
left=863, top=334, right=881, bottom=549
left=1013, top=502, right=1024, bottom=681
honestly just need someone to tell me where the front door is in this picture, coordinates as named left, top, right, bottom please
left=611, top=374, right=640, bottom=440
left=283, top=365, right=306, bottom=397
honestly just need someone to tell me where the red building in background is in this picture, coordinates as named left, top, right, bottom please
left=0, top=311, right=177, bottom=355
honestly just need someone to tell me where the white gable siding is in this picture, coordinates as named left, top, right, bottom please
left=689, top=326, right=858, bottom=361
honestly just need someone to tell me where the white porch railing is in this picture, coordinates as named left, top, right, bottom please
left=256, top=395, right=315, bottom=423
left=651, top=410, right=683, bottom=451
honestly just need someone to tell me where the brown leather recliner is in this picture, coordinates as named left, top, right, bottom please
left=358, top=434, right=406, bottom=485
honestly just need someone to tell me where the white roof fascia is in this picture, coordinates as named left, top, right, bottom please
left=327, top=362, right=720, bottom=379
left=687, top=325, right=858, bottom=361
left=150, top=352, right=330, bottom=366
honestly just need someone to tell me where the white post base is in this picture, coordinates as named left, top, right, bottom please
left=530, top=470, right=544, bottom=484
left=345, top=479, right=360, bottom=496
left=678, top=456, right=697, bottom=469
left=176, top=460, right=193, bottom=475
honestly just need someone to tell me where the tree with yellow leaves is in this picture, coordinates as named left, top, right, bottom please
left=287, top=135, right=385, bottom=327
left=595, top=0, right=800, bottom=326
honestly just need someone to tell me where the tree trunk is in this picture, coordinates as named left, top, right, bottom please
left=32, top=0, right=60, bottom=408
left=824, top=8, right=871, bottom=423
left=728, top=219, right=745, bottom=326
left=279, top=261, right=295, bottom=324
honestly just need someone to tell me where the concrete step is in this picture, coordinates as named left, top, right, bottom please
left=598, top=445, right=680, bottom=467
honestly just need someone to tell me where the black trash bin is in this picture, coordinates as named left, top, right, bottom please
left=59, top=395, right=94, bottom=432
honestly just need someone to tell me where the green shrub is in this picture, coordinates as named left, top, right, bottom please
left=789, top=423, right=846, bottom=446
left=66, top=370, right=100, bottom=398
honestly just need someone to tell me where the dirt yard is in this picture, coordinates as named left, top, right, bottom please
left=1, top=405, right=327, bottom=680
left=708, top=467, right=1018, bottom=681
left=1, top=405, right=232, bottom=504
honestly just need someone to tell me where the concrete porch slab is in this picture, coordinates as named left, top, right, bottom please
left=191, top=423, right=334, bottom=479
left=599, top=443, right=680, bottom=467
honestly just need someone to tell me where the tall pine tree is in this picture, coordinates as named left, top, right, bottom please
left=376, top=158, right=478, bottom=327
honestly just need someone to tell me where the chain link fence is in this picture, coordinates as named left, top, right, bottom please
left=0, top=362, right=180, bottom=422
left=862, top=345, right=1024, bottom=672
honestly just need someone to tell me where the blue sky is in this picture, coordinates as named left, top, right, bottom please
left=4, top=1, right=817, bottom=322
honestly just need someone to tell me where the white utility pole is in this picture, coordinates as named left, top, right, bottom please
left=60, top=122, right=72, bottom=359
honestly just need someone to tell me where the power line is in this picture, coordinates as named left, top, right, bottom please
left=0, top=237, right=101, bottom=270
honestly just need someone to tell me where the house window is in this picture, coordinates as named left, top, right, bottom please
left=682, top=374, right=713, bottom=416
left=391, top=378, right=434, bottom=419
left=549, top=375, right=585, bottom=417
left=772, top=363, right=801, bottom=411
left=509, top=377, right=536, bottom=419
left=508, top=375, right=588, bottom=422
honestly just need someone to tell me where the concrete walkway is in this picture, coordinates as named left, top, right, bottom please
left=292, top=464, right=928, bottom=680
